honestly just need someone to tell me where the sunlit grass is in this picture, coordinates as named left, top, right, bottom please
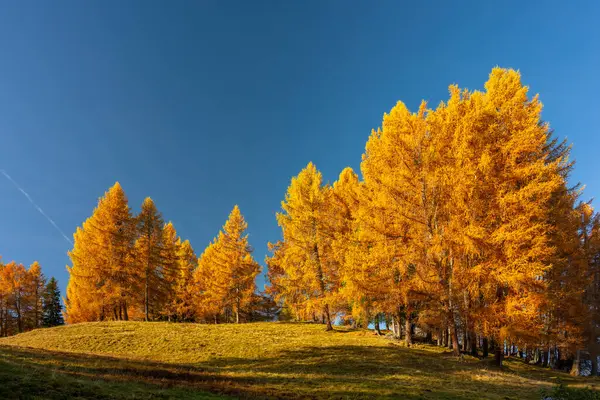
left=1, top=321, right=599, bottom=399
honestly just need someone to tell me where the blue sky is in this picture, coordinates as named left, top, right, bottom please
left=0, top=1, right=598, bottom=297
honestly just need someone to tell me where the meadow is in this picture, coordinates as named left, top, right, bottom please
left=1, top=322, right=597, bottom=399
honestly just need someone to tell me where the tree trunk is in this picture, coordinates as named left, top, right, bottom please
left=549, top=346, right=556, bottom=369
left=541, top=349, right=548, bottom=367
left=425, top=330, right=432, bottom=343
left=482, top=337, right=489, bottom=358
left=145, top=272, right=149, bottom=322
left=405, top=311, right=412, bottom=347
left=324, top=304, right=333, bottom=331
left=312, top=242, right=332, bottom=332
left=16, top=311, right=22, bottom=333
left=450, top=322, right=460, bottom=356
left=34, top=287, right=39, bottom=328
left=572, top=349, right=581, bottom=376
left=374, top=314, right=381, bottom=335
left=123, top=300, right=129, bottom=321
left=495, top=344, right=503, bottom=367
left=446, top=258, right=460, bottom=356
left=470, top=332, right=478, bottom=357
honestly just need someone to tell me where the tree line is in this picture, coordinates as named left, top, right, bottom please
left=64, top=68, right=600, bottom=371
left=266, top=68, right=600, bottom=369
left=0, top=260, right=63, bottom=336
left=65, top=189, right=267, bottom=324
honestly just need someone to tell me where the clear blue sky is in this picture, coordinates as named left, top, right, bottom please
left=0, top=1, right=598, bottom=297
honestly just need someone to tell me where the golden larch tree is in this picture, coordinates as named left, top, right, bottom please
left=160, top=222, right=182, bottom=321
left=268, top=163, right=340, bottom=330
left=65, top=182, right=136, bottom=322
left=193, top=206, right=260, bottom=323
left=134, top=197, right=165, bottom=321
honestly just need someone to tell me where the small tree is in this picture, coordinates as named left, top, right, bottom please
left=42, top=277, right=64, bottom=327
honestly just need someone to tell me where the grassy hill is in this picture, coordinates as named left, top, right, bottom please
left=0, top=322, right=598, bottom=399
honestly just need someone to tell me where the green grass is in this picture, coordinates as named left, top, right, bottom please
left=1, top=322, right=598, bottom=399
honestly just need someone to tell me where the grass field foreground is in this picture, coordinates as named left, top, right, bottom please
left=1, top=322, right=599, bottom=399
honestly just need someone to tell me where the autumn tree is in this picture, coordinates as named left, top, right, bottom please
left=65, top=182, right=136, bottom=323
left=193, top=239, right=225, bottom=323
left=26, top=261, right=46, bottom=329
left=193, top=206, right=260, bottom=323
left=3, top=262, right=29, bottom=333
left=267, top=163, right=340, bottom=330
left=358, top=100, right=441, bottom=348
left=0, top=261, right=6, bottom=336
left=171, top=239, right=198, bottom=321
left=134, top=197, right=166, bottom=321
left=353, top=68, right=575, bottom=361
left=464, top=70, right=568, bottom=365
left=160, top=222, right=183, bottom=321
left=328, top=168, right=381, bottom=330
left=0, top=259, right=57, bottom=336
left=220, top=206, right=261, bottom=323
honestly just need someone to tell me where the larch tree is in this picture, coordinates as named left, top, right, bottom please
left=193, top=206, right=260, bottom=323
left=335, top=68, right=574, bottom=361
left=160, top=222, right=182, bottom=321
left=26, top=261, right=46, bottom=329
left=466, top=69, right=567, bottom=365
left=0, top=258, right=58, bottom=336
left=172, top=239, right=198, bottom=321
left=219, top=206, right=261, bottom=324
left=359, top=100, right=447, bottom=349
left=0, top=261, right=7, bottom=336
left=580, top=203, right=600, bottom=374
left=65, top=182, right=136, bottom=323
left=193, top=239, right=226, bottom=323
left=3, top=262, right=28, bottom=333
left=134, top=197, right=166, bottom=321
left=268, top=163, right=340, bottom=330
left=328, top=168, right=376, bottom=328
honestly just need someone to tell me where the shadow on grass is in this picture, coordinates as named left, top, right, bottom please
left=0, top=342, right=583, bottom=400
left=0, top=345, right=225, bottom=399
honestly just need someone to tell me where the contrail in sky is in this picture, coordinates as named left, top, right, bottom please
left=0, top=169, right=73, bottom=245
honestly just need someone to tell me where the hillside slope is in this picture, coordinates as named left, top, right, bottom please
left=1, top=322, right=597, bottom=399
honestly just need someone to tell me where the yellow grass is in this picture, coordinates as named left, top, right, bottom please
left=1, top=321, right=598, bottom=399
